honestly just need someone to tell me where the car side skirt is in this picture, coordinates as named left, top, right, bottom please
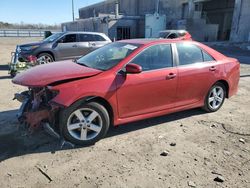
left=114, top=100, right=204, bottom=126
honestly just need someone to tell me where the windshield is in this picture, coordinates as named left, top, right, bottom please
left=43, top=33, right=64, bottom=42
left=76, top=42, right=141, bottom=71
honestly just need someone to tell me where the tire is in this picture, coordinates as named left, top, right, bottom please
left=37, top=53, right=54, bottom=64
left=59, top=101, right=110, bottom=146
left=203, top=83, right=226, bottom=112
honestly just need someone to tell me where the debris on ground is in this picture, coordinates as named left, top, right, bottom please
left=239, top=138, right=245, bottom=144
left=211, top=171, right=222, bottom=176
left=188, top=180, right=196, bottom=187
left=160, top=151, right=169, bottom=156
left=223, top=150, right=231, bottom=156
left=210, top=124, right=217, bottom=128
left=170, top=142, right=176, bottom=146
left=214, top=175, right=225, bottom=183
left=36, top=166, right=52, bottom=182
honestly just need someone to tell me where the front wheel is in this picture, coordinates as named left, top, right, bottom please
left=60, top=102, right=110, bottom=146
left=203, top=83, right=226, bottom=112
left=37, top=53, right=54, bottom=64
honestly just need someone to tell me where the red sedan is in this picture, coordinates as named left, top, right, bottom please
left=13, top=39, right=240, bottom=145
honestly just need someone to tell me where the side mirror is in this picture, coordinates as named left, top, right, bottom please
left=124, top=63, right=142, bottom=74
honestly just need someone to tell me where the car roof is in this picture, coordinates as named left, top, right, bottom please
left=159, top=30, right=188, bottom=33
left=62, top=31, right=107, bottom=35
left=118, top=38, right=187, bottom=45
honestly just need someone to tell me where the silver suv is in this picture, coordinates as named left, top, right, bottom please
left=17, top=31, right=112, bottom=63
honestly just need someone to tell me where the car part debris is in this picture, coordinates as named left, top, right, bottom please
left=35, top=166, right=52, bottom=182
left=42, top=122, right=75, bottom=148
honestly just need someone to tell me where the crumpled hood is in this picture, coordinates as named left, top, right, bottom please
left=12, top=60, right=102, bottom=87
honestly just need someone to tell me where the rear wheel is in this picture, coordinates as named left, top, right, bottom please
left=203, top=83, right=226, bottom=112
left=37, top=53, right=54, bottom=64
left=60, top=102, right=110, bottom=146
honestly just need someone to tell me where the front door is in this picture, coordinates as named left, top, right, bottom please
left=116, top=44, right=178, bottom=118
left=54, top=34, right=79, bottom=60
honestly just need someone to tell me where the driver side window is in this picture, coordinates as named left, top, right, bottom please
left=61, top=34, right=77, bottom=43
left=130, top=44, right=173, bottom=71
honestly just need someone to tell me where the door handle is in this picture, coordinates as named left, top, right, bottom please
left=167, top=73, right=176, bottom=79
left=89, top=42, right=96, bottom=47
left=209, top=66, right=216, bottom=71
left=72, top=44, right=77, bottom=48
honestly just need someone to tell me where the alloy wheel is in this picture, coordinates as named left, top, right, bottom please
left=38, top=55, right=53, bottom=64
left=67, top=108, right=103, bottom=141
left=208, top=86, right=224, bottom=110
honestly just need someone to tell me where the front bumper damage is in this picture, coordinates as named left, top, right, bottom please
left=14, top=88, right=75, bottom=148
left=14, top=88, right=63, bottom=140
left=14, top=88, right=58, bottom=127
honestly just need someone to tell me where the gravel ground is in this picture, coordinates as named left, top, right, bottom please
left=0, top=38, right=249, bottom=188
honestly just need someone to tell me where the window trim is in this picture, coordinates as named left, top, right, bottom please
left=124, top=43, right=176, bottom=73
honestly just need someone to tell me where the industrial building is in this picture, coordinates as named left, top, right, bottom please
left=62, top=0, right=250, bottom=42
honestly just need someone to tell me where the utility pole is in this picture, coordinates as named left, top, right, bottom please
left=72, top=0, right=75, bottom=21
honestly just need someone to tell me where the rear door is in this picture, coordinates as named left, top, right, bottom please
left=174, top=43, right=219, bottom=107
left=90, top=34, right=110, bottom=48
left=54, top=34, right=78, bottom=60
left=77, top=34, right=93, bottom=56
left=116, top=44, right=178, bottom=118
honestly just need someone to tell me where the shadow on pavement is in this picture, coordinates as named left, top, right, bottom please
left=0, top=108, right=205, bottom=162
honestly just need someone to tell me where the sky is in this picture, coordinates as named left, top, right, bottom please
left=0, top=0, right=103, bottom=25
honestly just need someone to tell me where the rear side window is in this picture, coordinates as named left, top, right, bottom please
left=62, top=34, right=77, bottom=43
left=177, top=43, right=215, bottom=65
left=202, top=51, right=214, bottom=61
left=79, top=34, right=95, bottom=42
left=176, top=43, right=203, bottom=65
left=94, top=35, right=106, bottom=41
left=130, top=44, right=172, bottom=71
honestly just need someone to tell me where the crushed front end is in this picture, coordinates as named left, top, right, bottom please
left=14, top=87, right=61, bottom=131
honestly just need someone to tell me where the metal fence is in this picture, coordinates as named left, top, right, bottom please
left=0, top=29, right=59, bottom=37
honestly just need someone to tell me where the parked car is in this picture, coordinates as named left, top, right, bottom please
left=9, top=31, right=111, bottom=76
left=159, top=30, right=192, bottom=40
left=13, top=39, right=240, bottom=146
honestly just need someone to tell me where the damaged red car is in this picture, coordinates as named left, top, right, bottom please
left=12, top=39, right=240, bottom=146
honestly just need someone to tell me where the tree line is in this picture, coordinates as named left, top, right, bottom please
left=0, top=21, right=60, bottom=30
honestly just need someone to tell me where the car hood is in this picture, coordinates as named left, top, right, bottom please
left=12, top=60, right=102, bottom=87
left=19, top=42, right=44, bottom=48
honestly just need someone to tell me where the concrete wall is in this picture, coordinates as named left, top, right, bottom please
left=61, top=18, right=109, bottom=36
left=71, top=0, right=250, bottom=42
left=230, top=0, right=250, bottom=42
left=79, top=0, right=188, bottom=25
